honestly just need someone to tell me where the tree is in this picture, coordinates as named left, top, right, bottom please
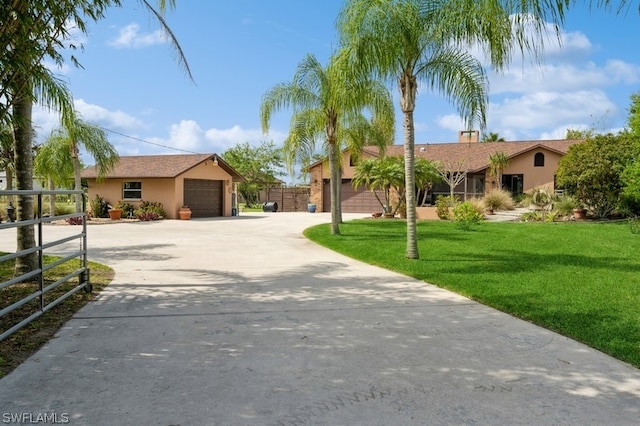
left=352, top=157, right=404, bottom=214
left=488, top=152, right=510, bottom=189
left=0, top=125, right=15, bottom=191
left=339, top=0, right=522, bottom=258
left=34, top=136, right=75, bottom=216
left=2, top=0, right=191, bottom=275
left=482, top=132, right=505, bottom=142
left=52, top=112, right=119, bottom=212
left=435, top=160, right=468, bottom=199
left=222, top=141, right=285, bottom=207
left=261, top=52, right=394, bottom=235
left=556, top=132, right=639, bottom=218
left=628, top=91, right=640, bottom=137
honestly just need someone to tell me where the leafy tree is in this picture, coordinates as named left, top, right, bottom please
left=489, top=151, right=510, bottom=189
left=556, top=132, right=640, bottom=218
left=261, top=53, right=394, bottom=235
left=222, top=141, right=285, bottom=207
left=566, top=128, right=595, bottom=139
left=627, top=91, right=640, bottom=137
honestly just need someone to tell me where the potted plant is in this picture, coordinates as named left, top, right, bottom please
left=108, top=207, right=122, bottom=220
left=307, top=203, right=316, bottom=213
left=573, top=206, right=587, bottom=220
left=179, top=206, right=192, bottom=220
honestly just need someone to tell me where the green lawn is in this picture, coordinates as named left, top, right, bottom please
left=305, top=219, right=640, bottom=368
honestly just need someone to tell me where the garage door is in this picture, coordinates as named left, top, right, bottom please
left=183, top=178, right=223, bottom=217
left=323, top=179, right=384, bottom=213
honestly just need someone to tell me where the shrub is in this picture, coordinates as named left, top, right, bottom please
left=483, top=189, right=514, bottom=211
left=134, top=200, right=165, bottom=221
left=520, top=211, right=542, bottom=222
left=435, top=195, right=457, bottom=219
left=116, top=200, right=136, bottom=218
left=466, top=197, right=485, bottom=214
left=89, top=195, right=109, bottom=218
left=452, top=201, right=484, bottom=230
left=553, top=194, right=578, bottom=216
left=65, top=216, right=84, bottom=225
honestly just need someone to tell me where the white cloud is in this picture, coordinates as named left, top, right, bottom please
left=74, top=99, right=145, bottom=130
left=205, top=125, right=287, bottom=151
left=168, top=120, right=204, bottom=151
left=107, top=23, right=168, bottom=49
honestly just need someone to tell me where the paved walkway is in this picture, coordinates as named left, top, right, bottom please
left=1, top=213, right=639, bottom=425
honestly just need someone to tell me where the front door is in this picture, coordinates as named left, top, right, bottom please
left=502, top=174, right=523, bottom=196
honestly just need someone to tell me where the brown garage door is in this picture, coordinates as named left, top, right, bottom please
left=323, top=179, right=383, bottom=213
left=183, top=178, right=223, bottom=217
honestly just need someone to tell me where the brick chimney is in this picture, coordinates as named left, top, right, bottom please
left=458, top=130, right=479, bottom=143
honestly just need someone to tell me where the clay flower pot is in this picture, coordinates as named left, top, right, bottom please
left=108, top=208, right=122, bottom=220
left=179, top=206, right=192, bottom=220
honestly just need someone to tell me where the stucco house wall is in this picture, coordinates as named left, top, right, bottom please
left=83, top=154, right=243, bottom=219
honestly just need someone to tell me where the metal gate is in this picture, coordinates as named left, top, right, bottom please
left=1, top=190, right=89, bottom=341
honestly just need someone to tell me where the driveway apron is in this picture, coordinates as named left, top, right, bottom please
left=1, top=213, right=639, bottom=425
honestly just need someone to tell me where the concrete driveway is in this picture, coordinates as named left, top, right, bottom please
left=1, top=212, right=639, bottom=425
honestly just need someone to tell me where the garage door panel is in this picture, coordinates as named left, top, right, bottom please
left=184, top=179, right=222, bottom=217
left=323, top=180, right=383, bottom=213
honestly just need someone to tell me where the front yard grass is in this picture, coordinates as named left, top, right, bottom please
left=305, top=219, right=640, bottom=368
left=0, top=255, right=114, bottom=378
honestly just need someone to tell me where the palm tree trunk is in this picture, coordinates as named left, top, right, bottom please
left=400, top=73, right=418, bottom=259
left=13, top=78, right=38, bottom=275
left=328, top=141, right=341, bottom=235
left=48, top=177, right=56, bottom=217
left=71, top=142, right=83, bottom=213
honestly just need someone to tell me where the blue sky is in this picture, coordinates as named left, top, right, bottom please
left=35, top=1, right=640, bottom=171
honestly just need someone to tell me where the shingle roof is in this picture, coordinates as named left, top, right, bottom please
left=81, top=154, right=245, bottom=180
left=369, top=139, right=583, bottom=172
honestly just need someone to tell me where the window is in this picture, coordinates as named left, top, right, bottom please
left=349, top=155, right=358, bottom=167
left=534, top=152, right=545, bottom=167
left=123, top=181, right=142, bottom=199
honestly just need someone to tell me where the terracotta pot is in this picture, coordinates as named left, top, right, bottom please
left=108, top=209, right=122, bottom=220
left=179, top=207, right=192, bottom=220
left=573, top=208, right=586, bottom=220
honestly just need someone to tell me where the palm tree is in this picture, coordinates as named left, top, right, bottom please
left=0, top=124, right=15, bottom=192
left=3, top=0, right=191, bottom=274
left=34, top=134, right=75, bottom=216
left=261, top=52, right=394, bottom=235
left=489, top=151, right=510, bottom=189
left=482, top=132, right=505, bottom=142
left=338, top=0, right=496, bottom=258
left=337, top=0, right=589, bottom=258
left=54, top=112, right=119, bottom=212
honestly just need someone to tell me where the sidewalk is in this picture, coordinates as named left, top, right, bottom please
left=1, top=213, right=639, bottom=425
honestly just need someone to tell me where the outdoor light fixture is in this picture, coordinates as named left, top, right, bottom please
left=213, top=157, right=219, bottom=166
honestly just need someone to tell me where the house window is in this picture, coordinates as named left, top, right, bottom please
left=534, top=152, right=545, bottom=167
left=349, top=155, right=357, bottom=167
left=123, top=181, right=142, bottom=199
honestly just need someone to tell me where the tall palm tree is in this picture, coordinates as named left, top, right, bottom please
left=338, top=0, right=495, bottom=258
left=3, top=0, right=191, bottom=274
left=337, top=0, right=588, bottom=258
left=56, top=112, right=119, bottom=212
left=34, top=133, right=75, bottom=216
left=261, top=53, right=394, bottom=235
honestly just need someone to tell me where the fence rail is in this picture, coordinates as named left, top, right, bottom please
left=0, top=190, right=89, bottom=341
